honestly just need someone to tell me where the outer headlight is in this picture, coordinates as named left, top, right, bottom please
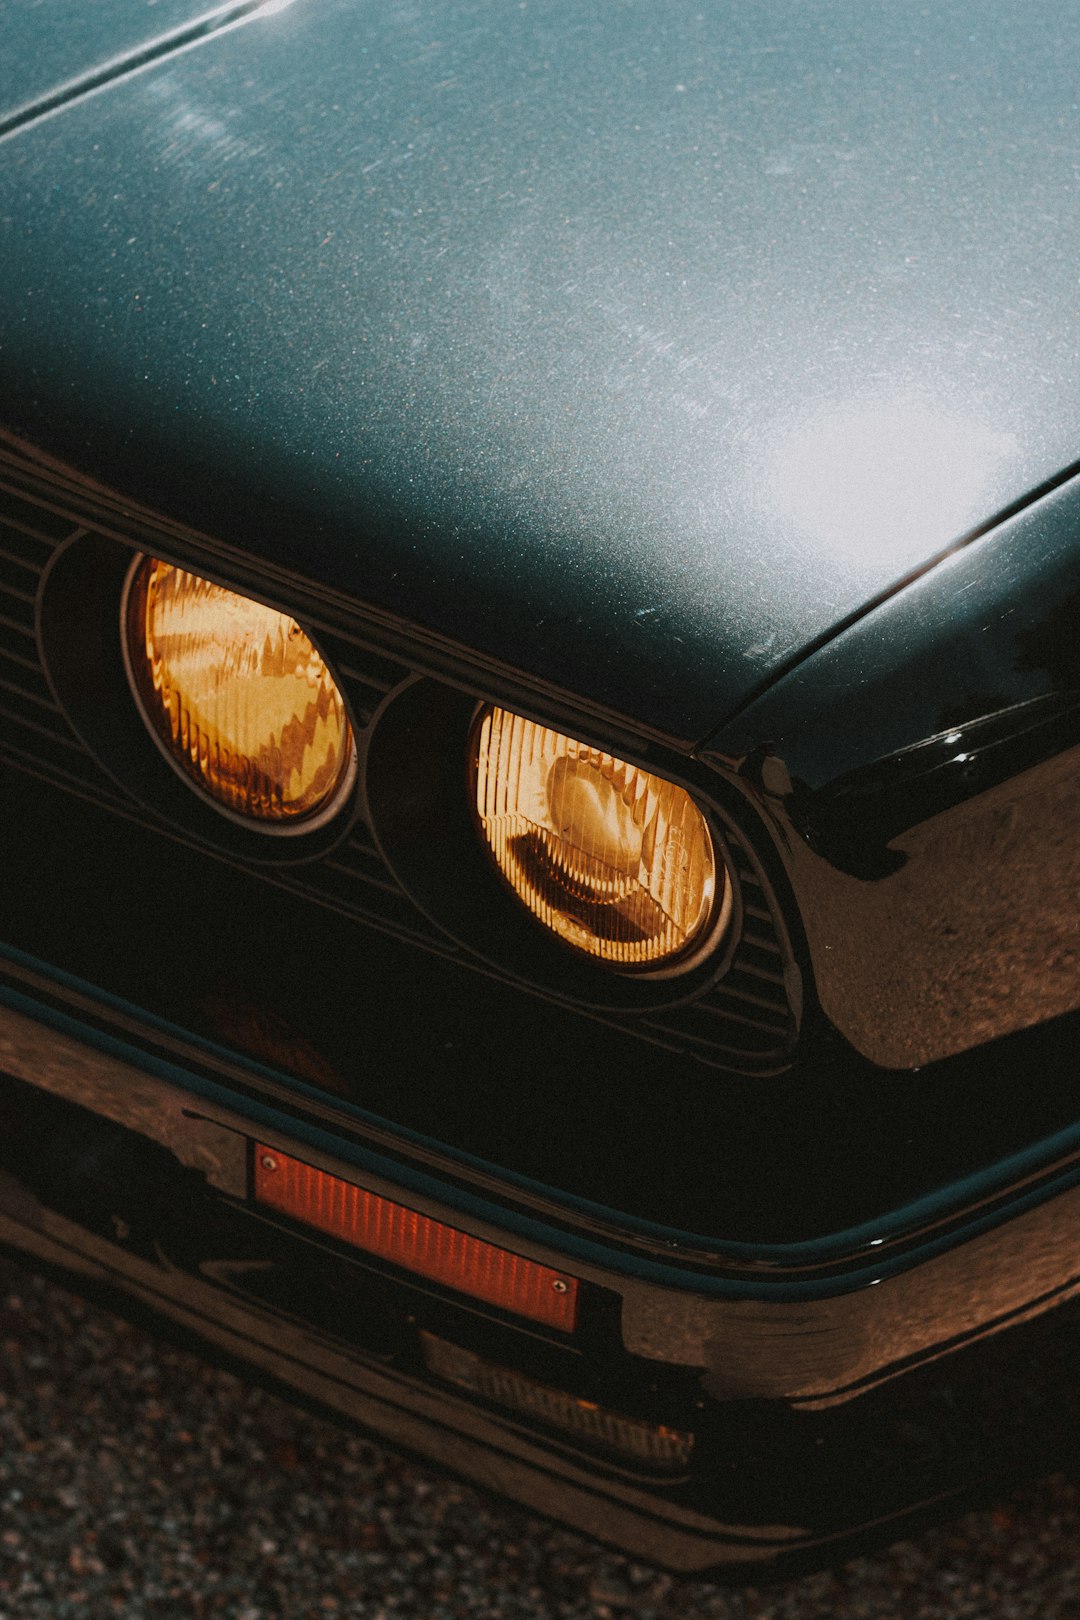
left=122, top=557, right=355, bottom=831
left=472, top=706, right=728, bottom=972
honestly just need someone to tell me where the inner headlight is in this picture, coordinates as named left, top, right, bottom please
left=122, top=557, right=355, bottom=830
left=472, top=706, right=727, bottom=972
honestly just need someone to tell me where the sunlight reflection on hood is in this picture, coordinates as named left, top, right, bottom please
left=765, top=397, right=1018, bottom=572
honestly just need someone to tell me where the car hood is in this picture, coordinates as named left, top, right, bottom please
left=2, top=0, right=1079, bottom=743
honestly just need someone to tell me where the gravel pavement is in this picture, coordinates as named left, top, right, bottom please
left=2, top=1258, right=1080, bottom=1620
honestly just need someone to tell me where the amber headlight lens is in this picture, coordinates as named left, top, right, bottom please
left=473, top=707, right=726, bottom=971
left=123, top=557, right=355, bottom=829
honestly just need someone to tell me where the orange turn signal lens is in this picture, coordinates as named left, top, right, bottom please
left=472, top=707, right=726, bottom=971
left=123, top=557, right=355, bottom=830
left=254, top=1147, right=579, bottom=1332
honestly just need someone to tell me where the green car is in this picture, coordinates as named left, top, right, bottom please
left=1, top=0, right=1078, bottom=1575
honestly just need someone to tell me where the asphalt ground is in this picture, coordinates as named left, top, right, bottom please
left=2, top=1259, right=1080, bottom=1619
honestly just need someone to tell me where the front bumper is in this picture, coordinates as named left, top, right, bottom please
left=4, top=983, right=1080, bottom=1576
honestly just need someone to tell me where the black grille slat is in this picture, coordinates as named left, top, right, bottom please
left=700, top=978, right=791, bottom=1018
left=648, top=998, right=788, bottom=1045
left=729, top=956, right=787, bottom=988
left=0, top=540, right=52, bottom=576
left=325, top=844, right=401, bottom=887
left=643, top=1016, right=786, bottom=1062
left=339, top=827, right=385, bottom=861
left=320, top=855, right=409, bottom=898
left=0, top=482, right=80, bottom=543
left=0, top=665, right=59, bottom=712
left=283, top=870, right=445, bottom=946
left=0, top=697, right=86, bottom=751
left=655, top=1001, right=789, bottom=1040
left=647, top=960, right=793, bottom=1071
left=0, top=561, right=36, bottom=601
left=0, top=504, right=66, bottom=554
left=0, top=640, right=45, bottom=676
left=0, top=605, right=36, bottom=638
left=717, top=982, right=790, bottom=1022
left=0, top=730, right=118, bottom=797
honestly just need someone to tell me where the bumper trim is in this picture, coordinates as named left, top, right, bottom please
left=4, top=939, right=1080, bottom=1286
left=0, top=1200, right=808, bottom=1574
left=3, top=993, right=1080, bottom=1405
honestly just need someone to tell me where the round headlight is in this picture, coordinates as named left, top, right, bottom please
left=472, top=706, right=727, bottom=972
left=122, top=557, right=355, bottom=831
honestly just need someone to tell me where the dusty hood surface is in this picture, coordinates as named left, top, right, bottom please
left=2, top=0, right=1079, bottom=741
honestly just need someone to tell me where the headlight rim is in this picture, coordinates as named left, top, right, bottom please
left=468, top=702, right=734, bottom=980
left=120, top=550, right=360, bottom=840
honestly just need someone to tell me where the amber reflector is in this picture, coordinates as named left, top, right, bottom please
left=124, top=558, right=354, bottom=827
left=254, top=1147, right=580, bottom=1332
left=473, top=707, right=723, bottom=969
left=421, top=1333, right=694, bottom=1472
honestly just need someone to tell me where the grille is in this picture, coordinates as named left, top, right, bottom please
left=0, top=449, right=797, bottom=1073
left=0, top=463, right=439, bottom=948
left=643, top=834, right=795, bottom=1067
left=0, top=492, right=123, bottom=807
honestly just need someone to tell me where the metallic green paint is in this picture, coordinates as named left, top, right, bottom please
left=2, top=0, right=1079, bottom=740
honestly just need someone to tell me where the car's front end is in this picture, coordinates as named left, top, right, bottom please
left=2, top=0, right=1079, bottom=1576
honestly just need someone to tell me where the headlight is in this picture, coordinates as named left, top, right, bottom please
left=122, top=557, right=355, bottom=830
left=472, top=706, right=726, bottom=971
